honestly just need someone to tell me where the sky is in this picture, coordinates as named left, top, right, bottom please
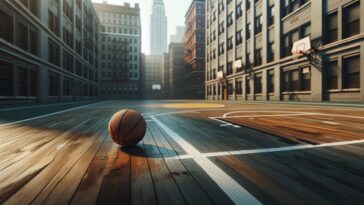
left=92, top=0, right=192, bottom=54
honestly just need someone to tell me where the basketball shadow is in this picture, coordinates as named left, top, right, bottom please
left=120, top=144, right=177, bottom=158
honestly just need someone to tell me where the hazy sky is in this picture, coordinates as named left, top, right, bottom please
left=92, top=0, right=192, bottom=54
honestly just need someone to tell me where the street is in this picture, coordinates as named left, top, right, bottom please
left=0, top=100, right=363, bottom=205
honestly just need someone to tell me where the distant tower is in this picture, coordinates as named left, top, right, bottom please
left=150, top=0, right=167, bottom=55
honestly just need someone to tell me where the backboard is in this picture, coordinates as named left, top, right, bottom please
left=217, top=71, right=224, bottom=81
left=292, top=36, right=312, bottom=60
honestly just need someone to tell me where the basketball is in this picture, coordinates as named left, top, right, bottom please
left=108, top=109, right=146, bottom=146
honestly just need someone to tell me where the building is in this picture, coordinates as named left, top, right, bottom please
left=94, top=2, right=141, bottom=99
left=0, top=0, right=99, bottom=103
left=185, top=0, right=206, bottom=99
left=143, top=55, right=162, bottom=99
left=161, top=53, right=170, bottom=98
left=206, top=0, right=364, bottom=102
left=168, top=43, right=185, bottom=99
left=170, top=26, right=185, bottom=43
left=150, top=0, right=168, bottom=55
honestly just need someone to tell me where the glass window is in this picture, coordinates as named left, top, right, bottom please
left=326, top=60, right=338, bottom=90
left=0, top=61, right=13, bottom=96
left=18, top=67, right=28, bottom=96
left=343, top=2, right=360, bottom=38
left=343, top=55, right=360, bottom=89
left=0, top=8, right=13, bottom=43
left=326, top=11, right=338, bottom=44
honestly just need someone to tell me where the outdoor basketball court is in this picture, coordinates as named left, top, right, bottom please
left=0, top=100, right=363, bottom=205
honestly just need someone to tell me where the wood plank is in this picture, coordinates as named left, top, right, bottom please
left=149, top=123, right=213, bottom=205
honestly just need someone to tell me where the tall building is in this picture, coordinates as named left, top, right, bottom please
left=0, top=0, right=100, bottom=103
left=185, top=0, right=206, bottom=99
left=143, top=55, right=162, bottom=99
left=170, top=26, right=185, bottom=43
left=94, top=2, right=141, bottom=99
left=206, top=0, right=364, bottom=102
left=150, top=0, right=168, bottom=55
left=168, top=43, right=185, bottom=99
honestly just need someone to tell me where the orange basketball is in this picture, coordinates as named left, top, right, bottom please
left=108, top=109, right=146, bottom=146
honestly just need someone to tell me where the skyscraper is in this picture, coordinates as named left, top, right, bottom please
left=150, top=0, right=167, bottom=55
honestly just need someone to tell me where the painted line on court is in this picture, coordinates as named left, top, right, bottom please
left=169, top=139, right=364, bottom=160
left=0, top=101, right=106, bottom=128
left=322, top=121, right=340, bottom=125
left=151, top=115, right=262, bottom=205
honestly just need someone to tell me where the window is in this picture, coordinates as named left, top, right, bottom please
left=48, top=10, right=59, bottom=35
left=268, top=70, right=275, bottom=93
left=16, top=21, right=28, bottom=51
left=246, top=77, right=251, bottom=94
left=343, top=2, right=360, bottom=38
left=343, top=55, right=360, bottom=89
left=29, top=69, right=37, bottom=96
left=236, top=81, right=242, bottom=95
left=29, top=29, right=38, bottom=56
left=283, top=68, right=311, bottom=92
left=326, top=60, right=338, bottom=90
left=0, top=61, right=13, bottom=96
left=48, top=39, right=60, bottom=65
left=227, top=62, right=233, bottom=75
left=236, top=30, right=243, bottom=45
left=254, top=48, right=262, bottom=66
left=227, top=37, right=233, bottom=51
left=255, top=15, right=263, bottom=34
left=247, top=0, right=251, bottom=10
left=236, top=3, right=242, bottom=19
left=325, top=11, right=338, bottom=44
left=227, top=13, right=233, bottom=27
left=301, top=68, right=311, bottom=91
left=18, top=67, right=28, bottom=96
left=269, top=6, right=275, bottom=26
left=283, top=0, right=307, bottom=16
left=227, top=83, right=233, bottom=95
left=254, top=73, right=263, bottom=94
left=246, top=23, right=251, bottom=40
left=268, top=42, right=275, bottom=62
left=0, top=8, right=13, bottom=43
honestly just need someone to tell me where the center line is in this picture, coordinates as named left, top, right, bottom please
left=151, top=116, right=262, bottom=205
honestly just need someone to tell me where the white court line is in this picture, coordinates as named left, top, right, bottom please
left=170, top=139, right=364, bottom=160
left=0, top=101, right=105, bottom=128
left=222, top=113, right=317, bottom=119
left=151, top=116, right=262, bottom=205
left=223, top=110, right=318, bottom=118
left=322, top=121, right=340, bottom=125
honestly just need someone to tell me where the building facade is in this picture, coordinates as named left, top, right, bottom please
left=150, top=0, right=168, bottom=55
left=169, top=42, right=185, bottom=99
left=185, top=0, right=206, bottom=99
left=0, top=0, right=99, bottom=103
left=206, top=0, right=364, bottom=102
left=143, top=55, right=162, bottom=99
left=94, top=2, right=141, bottom=99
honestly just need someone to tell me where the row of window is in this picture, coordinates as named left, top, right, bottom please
left=206, top=54, right=361, bottom=95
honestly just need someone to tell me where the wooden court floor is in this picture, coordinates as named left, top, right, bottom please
left=0, top=101, right=363, bottom=205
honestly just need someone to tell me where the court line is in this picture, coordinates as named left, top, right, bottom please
left=151, top=115, right=262, bottom=205
left=0, top=101, right=106, bottom=128
left=169, top=139, right=364, bottom=160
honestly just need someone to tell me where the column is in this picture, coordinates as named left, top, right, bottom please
left=262, top=69, right=268, bottom=101
left=274, top=65, right=281, bottom=101
left=310, top=0, right=323, bottom=101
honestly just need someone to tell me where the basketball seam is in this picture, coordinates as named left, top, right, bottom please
left=120, top=116, right=144, bottom=144
left=117, top=109, right=128, bottom=145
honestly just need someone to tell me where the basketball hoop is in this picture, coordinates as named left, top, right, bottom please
left=292, top=50, right=304, bottom=61
left=292, top=37, right=312, bottom=61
